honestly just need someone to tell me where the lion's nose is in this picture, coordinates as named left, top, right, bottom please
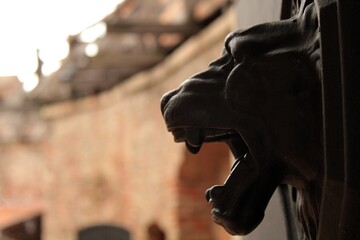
left=206, top=185, right=225, bottom=202
left=160, top=89, right=178, bottom=115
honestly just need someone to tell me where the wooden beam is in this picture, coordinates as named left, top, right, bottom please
left=88, top=53, right=165, bottom=69
left=70, top=68, right=142, bottom=94
left=106, top=21, right=199, bottom=35
left=71, top=68, right=136, bottom=83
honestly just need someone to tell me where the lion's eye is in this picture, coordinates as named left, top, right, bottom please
left=227, top=44, right=241, bottom=67
left=233, top=57, right=238, bottom=67
left=229, top=49, right=242, bottom=67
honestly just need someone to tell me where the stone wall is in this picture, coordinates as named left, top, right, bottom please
left=0, top=9, right=236, bottom=240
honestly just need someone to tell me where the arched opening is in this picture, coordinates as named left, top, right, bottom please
left=78, top=224, right=130, bottom=240
left=177, top=142, right=231, bottom=240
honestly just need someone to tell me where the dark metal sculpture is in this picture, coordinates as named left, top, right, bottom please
left=160, top=0, right=359, bottom=239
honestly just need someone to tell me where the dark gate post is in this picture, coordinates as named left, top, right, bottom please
left=337, top=1, right=360, bottom=239
left=316, top=0, right=360, bottom=239
left=316, top=0, right=344, bottom=239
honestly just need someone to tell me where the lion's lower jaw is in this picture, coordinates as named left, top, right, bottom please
left=206, top=155, right=280, bottom=236
left=212, top=210, right=264, bottom=236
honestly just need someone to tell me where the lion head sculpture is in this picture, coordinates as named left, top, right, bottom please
left=161, top=2, right=322, bottom=240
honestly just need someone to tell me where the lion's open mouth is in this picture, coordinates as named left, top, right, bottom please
left=169, top=128, right=249, bottom=180
left=169, top=127, right=266, bottom=235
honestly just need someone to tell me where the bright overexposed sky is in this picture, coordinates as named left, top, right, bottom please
left=0, top=0, right=123, bottom=91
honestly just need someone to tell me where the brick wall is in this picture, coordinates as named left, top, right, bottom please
left=0, top=9, right=236, bottom=240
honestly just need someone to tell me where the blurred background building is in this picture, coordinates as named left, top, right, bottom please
left=0, top=0, right=291, bottom=239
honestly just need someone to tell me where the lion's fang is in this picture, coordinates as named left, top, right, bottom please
left=186, top=141, right=202, bottom=154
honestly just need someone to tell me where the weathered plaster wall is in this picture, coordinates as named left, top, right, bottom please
left=0, top=1, right=289, bottom=239
left=0, top=9, right=236, bottom=240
